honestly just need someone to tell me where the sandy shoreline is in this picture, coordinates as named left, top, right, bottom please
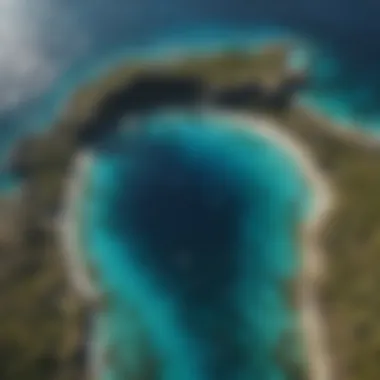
left=58, top=149, right=103, bottom=380
left=59, top=111, right=334, bottom=380
left=59, top=150, right=98, bottom=303
left=217, top=111, right=334, bottom=380
left=296, top=100, right=380, bottom=150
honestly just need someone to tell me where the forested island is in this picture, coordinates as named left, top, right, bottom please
left=1, top=43, right=380, bottom=380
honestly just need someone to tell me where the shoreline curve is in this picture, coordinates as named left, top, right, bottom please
left=59, top=109, right=335, bottom=380
left=217, top=111, right=334, bottom=380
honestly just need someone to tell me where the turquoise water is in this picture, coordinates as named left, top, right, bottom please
left=1, top=25, right=379, bottom=179
left=83, top=112, right=308, bottom=379
left=0, top=20, right=378, bottom=379
left=1, top=24, right=378, bottom=164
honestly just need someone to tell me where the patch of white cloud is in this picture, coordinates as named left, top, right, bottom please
left=0, top=0, right=88, bottom=110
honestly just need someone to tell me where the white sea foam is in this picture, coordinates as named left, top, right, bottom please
left=0, top=0, right=87, bottom=110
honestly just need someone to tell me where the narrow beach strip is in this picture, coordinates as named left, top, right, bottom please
left=58, top=149, right=104, bottom=380
left=59, top=150, right=98, bottom=302
left=213, top=110, right=334, bottom=380
left=295, top=100, right=380, bottom=149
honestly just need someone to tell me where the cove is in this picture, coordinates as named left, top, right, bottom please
left=83, top=112, right=309, bottom=380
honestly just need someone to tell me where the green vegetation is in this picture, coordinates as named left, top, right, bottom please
left=0, top=194, right=89, bottom=380
left=2, top=42, right=380, bottom=379
left=269, top=105, right=380, bottom=380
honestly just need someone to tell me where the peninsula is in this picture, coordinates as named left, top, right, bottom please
left=1, top=43, right=380, bottom=380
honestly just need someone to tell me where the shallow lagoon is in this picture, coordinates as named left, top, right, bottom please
left=0, top=20, right=379, bottom=380
left=83, top=112, right=308, bottom=379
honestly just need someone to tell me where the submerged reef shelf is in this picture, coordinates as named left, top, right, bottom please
left=2, top=41, right=380, bottom=380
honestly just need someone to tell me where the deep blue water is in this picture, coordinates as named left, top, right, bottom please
left=84, top=113, right=308, bottom=379
left=1, top=2, right=380, bottom=378
left=1, top=0, right=380, bottom=167
left=2, top=18, right=380, bottom=173
left=2, top=19, right=380, bottom=157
